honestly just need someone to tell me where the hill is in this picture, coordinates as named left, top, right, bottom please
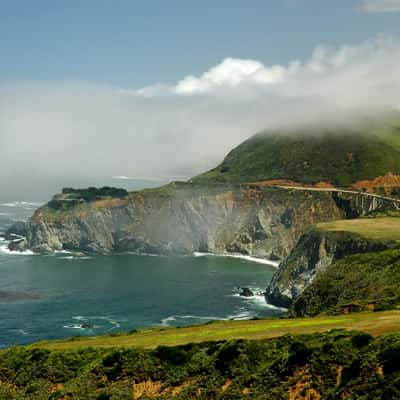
left=194, top=125, right=400, bottom=186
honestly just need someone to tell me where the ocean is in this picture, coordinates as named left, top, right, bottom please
left=0, top=199, right=284, bottom=348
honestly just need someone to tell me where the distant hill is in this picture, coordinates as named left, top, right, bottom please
left=194, top=118, right=400, bottom=186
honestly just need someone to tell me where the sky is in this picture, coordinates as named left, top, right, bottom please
left=2, top=0, right=400, bottom=199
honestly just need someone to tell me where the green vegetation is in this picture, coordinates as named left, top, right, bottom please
left=28, top=311, right=400, bottom=351
left=292, top=248, right=400, bottom=316
left=61, top=187, right=128, bottom=200
left=132, top=181, right=241, bottom=199
left=194, top=130, right=400, bottom=186
left=368, top=111, right=400, bottom=150
left=363, top=209, right=400, bottom=218
left=3, top=329, right=400, bottom=399
left=317, top=217, right=400, bottom=241
left=47, top=187, right=128, bottom=210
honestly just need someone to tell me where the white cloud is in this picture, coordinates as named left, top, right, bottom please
left=362, top=0, right=400, bottom=12
left=1, top=36, right=400, bottom=194
left=174, top=58, right=292, bottom=94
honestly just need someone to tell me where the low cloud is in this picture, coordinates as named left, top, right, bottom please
left=1, top=36, right=400, bottom=196
left=362, top=0, right=400, bottom=12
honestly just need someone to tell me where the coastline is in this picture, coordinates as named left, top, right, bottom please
left=193, top=251, right=280, bottom=267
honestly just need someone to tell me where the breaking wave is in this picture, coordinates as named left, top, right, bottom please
left=193, top=252, right=280, bottom=267
left=160, top=309, right=272, bottom=327
left=63, top=316, right=124, bottom=332
left=2, top=201, right=42, bottom=208
left=0, top=245, right=35, bottom=256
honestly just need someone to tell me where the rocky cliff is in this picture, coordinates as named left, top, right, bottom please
left=8, top=125, right=400, bottom=258
left=265, top=228, right=392, bottom=308
left=8, top=182, right=397, bottom=260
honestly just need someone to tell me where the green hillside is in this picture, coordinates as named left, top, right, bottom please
left=194, top=121, right=400, bottom=186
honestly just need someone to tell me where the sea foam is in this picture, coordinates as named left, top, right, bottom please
left=0, top=245, right=35, bottom=256
left=193, top=252, right=280, bottom=267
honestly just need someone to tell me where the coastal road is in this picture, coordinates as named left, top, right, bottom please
left=276, top=185, right=400, bottom=208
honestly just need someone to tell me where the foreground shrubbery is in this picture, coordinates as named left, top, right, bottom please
left=1, top=330, right=400, bottom=399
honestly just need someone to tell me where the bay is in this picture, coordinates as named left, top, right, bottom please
left=0, top=200, right=283, bottom=348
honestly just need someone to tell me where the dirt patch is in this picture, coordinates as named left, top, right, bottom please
left=221, top=379, right=232, bottom=392
left=289, top=369, right=321, bottom=400
left=91, top=198, right=129, bottom=209
left=352, top=173, right=400, bottom=191
left=247, top=180, right=335, bottom=189
left=132, top=380, right=162, bottom=399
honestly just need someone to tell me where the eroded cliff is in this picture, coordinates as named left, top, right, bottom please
left=265, top=229, right=392, bottom=308
left=11, top=182, right=397, bottom=262
left=16, top=185, right=338, bottom=257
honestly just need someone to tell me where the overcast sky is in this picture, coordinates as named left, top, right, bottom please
left=2, top=1, right=400, bottom=199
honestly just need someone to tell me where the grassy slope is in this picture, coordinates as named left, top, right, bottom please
left=317, top=217, right=400, bottom=241
left=31, top=310, right=400, bottom=351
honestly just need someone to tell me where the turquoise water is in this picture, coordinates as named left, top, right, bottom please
left=0, top=201, right=283, bottom=348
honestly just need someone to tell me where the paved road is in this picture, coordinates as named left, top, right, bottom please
left=277, top=185, right=400, bottom=206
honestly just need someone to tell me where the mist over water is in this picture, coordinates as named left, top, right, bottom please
left=2, top=36, right=400, bottom=195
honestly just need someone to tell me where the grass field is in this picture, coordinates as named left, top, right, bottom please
left=317, top=217, right=400, bottom=241
left=31, top=310, right=400, bottom=351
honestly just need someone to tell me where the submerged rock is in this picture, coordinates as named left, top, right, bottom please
left=0, top=290, right=40, bottom=302
left=8, top=238, right=28, bottom=252
left=239, top=287, right=254, bottom=297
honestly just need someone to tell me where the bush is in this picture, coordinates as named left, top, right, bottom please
left=351, top=333, right=373, bottom=349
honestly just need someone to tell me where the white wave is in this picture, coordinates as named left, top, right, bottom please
left=63, top=324, right=87, bottom=330
left=96, top=316, right=121, bottom=330
left=227, top=311, right=254, bottom=320
left=2, top=201, right=42, bottom=208
left=159, top=312, right=264, bottom=327
left=193, top=252, right=280, bottom=267
left=55, top=249, right=74, bottom=254
left=7, top=234, right=25, bottom=240
left=160, top=314, right=222, bottom=327
left=231, top=287, right=288, bottom=311
left=160, top=316, right=176, bottom=326
left=67, top=315, right=122, bottom=331
left=0, top=245, right=35, bottom=256
left=59, top=255, right=92, bottom=260
left=120, top=251, right=162, bottom=257
left=72, top=315, right=88, bottom=321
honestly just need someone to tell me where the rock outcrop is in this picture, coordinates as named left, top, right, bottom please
left=15, top=184, right=398, bottom=259
left=239, top=287, right=254, bottom=297
left=265, top=229, right=392, bottom=308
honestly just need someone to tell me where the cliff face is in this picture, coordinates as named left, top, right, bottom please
left=19, top=184, right=397, bottom=259
left=21, top=185, right=349, bottom=258
left=265, top=229, right=391, bottom=308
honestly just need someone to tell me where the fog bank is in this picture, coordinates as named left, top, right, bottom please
left=2, top=36, right=400, bottom=198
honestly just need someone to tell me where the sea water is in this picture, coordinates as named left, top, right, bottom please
left=0, top=200, right=284, bottom=348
